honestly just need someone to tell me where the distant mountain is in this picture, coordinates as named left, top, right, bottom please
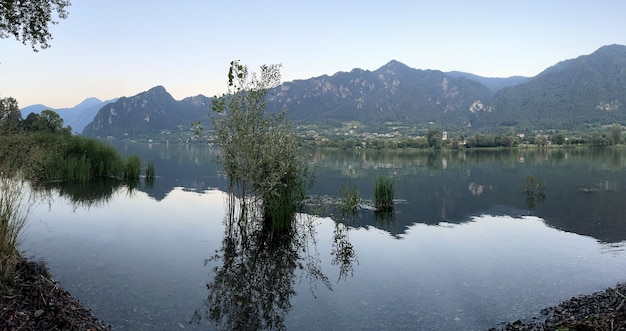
left=267, top=60, right=494, bottom=128
left=482, top=44, right=626, bottom=130
left=445, top=71, right=528, bottom=93
left=82, top=86, right=211, bottom=138
left=21, top=98, right=116, bottom=133
left=78, top=44, right=626, bottom=137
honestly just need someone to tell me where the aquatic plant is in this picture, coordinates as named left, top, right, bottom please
left=0, top=171, right=32, bottom=286
left=124, top=155, right=141, bottom=180
left=339, top=181, right=360, bottom=212
left=374, top=175, right=394, bottom=211
left=145, top=162, right=155, bottom=182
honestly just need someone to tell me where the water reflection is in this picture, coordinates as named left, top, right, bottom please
left=194, top=205, right=357, bottom=329
left=35, top=178, right=128, bottom=209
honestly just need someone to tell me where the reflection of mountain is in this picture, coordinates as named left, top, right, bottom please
left=111, top=141, right=228, bottom=201
left=121, top=141, right=626, bottom=243
left=310, top=148, right=626, bottom=243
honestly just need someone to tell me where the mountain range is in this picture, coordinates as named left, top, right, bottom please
left=21, top=97, right=116, bottom=133
left=21, top=44, right=626, bottom=138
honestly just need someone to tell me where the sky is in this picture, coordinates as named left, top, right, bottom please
left=2, top=1, right=626, bottom=108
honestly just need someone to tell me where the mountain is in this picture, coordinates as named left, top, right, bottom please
left=82, top=86, right=211, bottom=138
left=482, top=44, right=626, bottom=130
left=445, top=71, right=529, bottom=93
left=267, top=60, right=494, bottom=129
left=21, top=98, right=116, bottom=133
left=78, top=44, right=626, bottom=137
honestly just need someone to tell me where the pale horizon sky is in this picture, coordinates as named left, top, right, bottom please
left=2, top=1, right=626, bottom=109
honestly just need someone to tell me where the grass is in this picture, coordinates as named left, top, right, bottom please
left=0, top=172, right=32, bottom=287
left=124, top=155, right=141, bottom=180
left=339, top=181, right=360, bottom=212
left=145, top=162, right=155, bottom=182
left=374, top=175, right=394, bottom=211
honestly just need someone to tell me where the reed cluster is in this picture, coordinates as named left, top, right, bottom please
left=0, top=172, right=31, bottom=286
left=339, top=182, right=360, bottom=212
left=374, top=176, right=395, bottom=211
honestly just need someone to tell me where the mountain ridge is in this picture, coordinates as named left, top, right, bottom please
left=22, top=44, right=626, bottom=138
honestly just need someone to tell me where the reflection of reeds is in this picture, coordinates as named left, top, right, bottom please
left=0, top=172, right=32, bottom=286
left=374, top=176, right=394, bottom=211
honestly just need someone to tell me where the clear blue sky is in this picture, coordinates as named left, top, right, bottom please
left=2, top=0, right=626, bottom=108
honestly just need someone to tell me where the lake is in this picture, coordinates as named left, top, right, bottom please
left=21, top=143, right=626, bottom=330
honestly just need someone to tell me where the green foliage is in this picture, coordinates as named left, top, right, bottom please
left=0, top=172, right=31, bottom=286
left=0, top=133, right=128, bottom=183
left=374, top=176, right=394, bottom=211
left=145, top=162, right=155, bottom=182
left=339, top=181, right=360, bottom=212
left=0, top=0, right=71, bottom=51
left=610, top=124, right=623, bottom=145
left=524, top=174, right=546, bottom=209
left=212, top=61, right=311, bottom=230
left=124, top=155, right=141, bottom=180
left=0, top=97, right=21, bottom=134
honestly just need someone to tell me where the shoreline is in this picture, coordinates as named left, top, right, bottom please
left=0, top=257, right=110, bottom=331
left=2, top=257, right=625, bottom=330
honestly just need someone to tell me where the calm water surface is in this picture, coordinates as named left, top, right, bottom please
left=21, top=144, right=626, bottom=330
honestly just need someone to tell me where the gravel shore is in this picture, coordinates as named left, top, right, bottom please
left=0, top=257, right=110, bottom=331
left=491, top=283, right=626, bottom=330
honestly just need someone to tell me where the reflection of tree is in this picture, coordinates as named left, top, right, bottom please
left=195, top=203, right=344, bottom=330
left=331, top=221, right=358, bottom=282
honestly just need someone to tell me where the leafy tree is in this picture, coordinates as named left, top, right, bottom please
left=0, top=97, right=21, bottom=133
left=551, top=133, right=566, bottom=145
left=610, top=124, right=623, bottom=145
left=211, top=61, right=310, bottom=230
left=426, top=128, right=441, bottom=148
left=0, top=0, right=71, bottom=51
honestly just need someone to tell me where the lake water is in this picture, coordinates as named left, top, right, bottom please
left=21, top=144, right=626, bottom=330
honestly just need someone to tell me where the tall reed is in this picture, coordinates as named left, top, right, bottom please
left=0, top=172, right=32, bottom=286
left=339, top=182, right=360, bottom=212
left=374, top=175, right=394, bottom=211
left=145, top=162, right=155, bottom=182
left=124, top=155, right=141, bottom=180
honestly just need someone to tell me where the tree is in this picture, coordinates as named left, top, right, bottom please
left=0, top=96, right=21, bottom=133
left=0, top=0, right=71, bottom=51
left=552, top=133, right=566, bottom=145
left=609, top=124, right=623, bottom=145
left=211, top=61, right=310, bottom=230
